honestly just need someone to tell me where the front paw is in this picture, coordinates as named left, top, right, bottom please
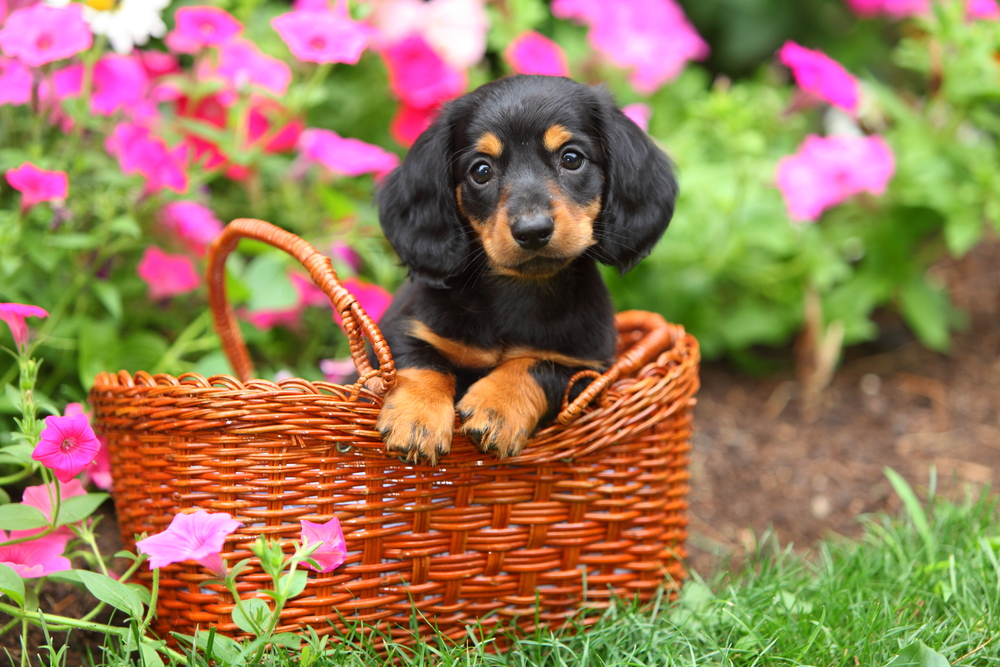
left=376, top=369, right=456, bottom=465
left=457, top=359, right=547, bottom=460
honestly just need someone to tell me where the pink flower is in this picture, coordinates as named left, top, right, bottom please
left=31, top=414, right=102, bottom=484
left=621, top=103, right=652, bottom=132
left=106, top=122, right=188, bottom=193
left=778, top=41, right=859, bottom=115
left=169, top=6, right=242, bottom=51
left=776, top=134, right=896, bottom=222
left=160, top=201, right=223, bottom=257
left=300, top=517, right=347, bottom=572
left=298, top=128, right=400, bottom=179
left=0, top=531, right=71, bottom=578
left=0, top=57, right=31, bottom=106
left=0, top=302, right=48, bottom=349
left=0, top=4, right=92, bottom=67
left=390, top=103, right=438, bottom=147
left=135, top=510, right=242, bottom=576
left=334, top=278, right=392, bottom=330
left=504, top=31, right=569, bottom=77
left=5, top=163, right=68, bottom=211
left=320, top=357, right=356, bottom=382
left=845, top=0, right=929, bottom=18
left=216, top=38, right=291, bottom=96
left=552, top=0, right=708, bottom=94
left=61, top=403, right=112, bottom=491
left=51, top=55, right=149, bottom=117
left=331, top=241, right=361, bottom=273
left=967, top=0, right=1000, bottom=19
left=382, top=34, right=466, bottom=109
left=371, top=0, right=488, bottom=70
left=294, top=0, right=331, bottom=8
left=136, top=246, right=200, bottom=300
left=271, top=9, right=372, bottom=65
left=18, top=479, right=87, bottom=539
left=243, top=273, right=328, bottom=331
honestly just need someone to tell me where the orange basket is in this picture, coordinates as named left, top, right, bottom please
left=89, top=218, right=700, bottom=647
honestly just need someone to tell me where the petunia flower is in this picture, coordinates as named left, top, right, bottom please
left=215, top=38, right=292, bottom=96
left=967, top=0, right=1000, bottom=19
left=167, top=6, right=242, bottom=53
left=775, top=134, right=895, bottom=222
left=552, top=0, right=708, bottom=94
left=621, top=103, right=652, bottom=132
left=300, top=517, right=347, bottom=572
left=135, top=510, right=242, bottom=577
left=319, top=357, right=357, bottom=383
left=160, top=201, right=223, bottom=257
left=0, top=530, right=71, bottom=578
left=504, top=31, right=569, bottom=77
left=61, top=403, right=112, bottom=491
left=136, top=246, right=200, bottom=300
left=271, top=8, right=372, bottom=65
left=382, top=34, right=466, bottom=110
left=778, top=41, right=859, bottom=115
left=5, top=163, right=68, bottom=212
left=298, top=128, right=400, bottom=179
left=106, top=122, right=188, bottom=193
left=243, top=273, right=329, bottom=331
left=31, top=414, right=102, bottom=484
left=370, top=0, right=488, bottom=70
left=390, top=102, right=439, bottom=147
left=333, top=277, right=392, bottom=331
left=50, top=54, right=149, bottom=117
left=0, top=57, right=31, bottom=106
left=17, top=478, right=87, bottom=539
left=845, top=0, right=929, bottom=18
left=0, top=302, right=48, bottom=350
left=0, top=4, right=92, bottom=67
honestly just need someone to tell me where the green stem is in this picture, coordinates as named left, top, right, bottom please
left=0, top=469, right=34, bottom=487
left=152, top=310, right=213, bottom=374
left=139, top=567, right=159, bottom=635
left=0, top=600, right=128, bottom=637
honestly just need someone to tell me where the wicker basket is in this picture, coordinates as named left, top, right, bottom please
left=89, top=218, right=700, bottom=647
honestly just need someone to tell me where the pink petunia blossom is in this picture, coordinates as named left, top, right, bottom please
left=776, top=134, right=896, bottom=222
left=5, top=163, right=68, bottom=211
left=320, top=357, right=357, bottom=383
left=294, top=0, right=331, bottom=8
left=31, top=414, right=102, bottom=484
left=0, top=4, right=92, bottom=67
left=271, top=8, right=372, bottom=65
left=622, top=103, right=652, bottom=132
left=0, top=530, right=71, bottom=578
left=0, top=57, right=31, bottom=106
left=504, top=31, right=570, bottom=77
left=370, top=0, right=488, bottom=70
left=61, top=403, right=112, bottom=491
left=390, top=102, right=439, bottom=147
left=333, top=277, right=392, bottom=331
left=382, top=34, right=466, bottom=110
left=135, top=510, right=242, bottom=577
left=331, top=241, right=361, bottom=273
left=136, top=246, right=200, bottom=300
left=0, top=302, right=48, bottom=349
left=215, top=38, right=291, bottom=96
left=300, top=517, right=347, bottom=572
left=967, top=0, right=1000, bottom=19
left=844, top=0, right=929, bottom=18
left=50, top=54, right=149, bottom=117
left=168, top=6, right=242, bottom=52
left=552, top=0, right=708, bottom=94
left=17, top=478, right=87, bottom=539
left=106, top=122, right=188, bottom=193
left=160, top=201, right=223, bottom=257
left=778, top=41, right=859, bottom=115
left=243, top=273, right=328, bottom=331
left=298, top=128, right=400, bottom=179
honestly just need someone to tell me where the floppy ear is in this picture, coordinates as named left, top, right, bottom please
left=593, top=93, right=678, bottom=274
left=376, top=108, right=471, bottom=289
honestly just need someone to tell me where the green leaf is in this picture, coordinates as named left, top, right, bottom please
left=0, top=504, right=48, bottom=531
left=78, top=319, right=121, bottom=391
left=45, top=570, right=83, bottom=585
left=189, top=629, right=243, bottom=666
left=93, top=282, right=123, bottom=321
left=47, top=233, right=103, bottom=250
left=270, top=632, right=302, bottom=650
left=138, top=641, right=165, bottom=667
left=0, top=444, right=35, bottom=467
left=244, top=254, right=296, bottom=312
left=2, top=384, right=21, bottom=414
left=0, top=562, right=25, bottom=606
left=56, top=493, right=109, bottom=526
left=231, top=597, right=272, bottom=636
left=280, top=569, right=308, bottom=600
left=898, top=276, right=952, bottom=353
left=109, top=215, right=141, bottom=238
left=884, top=640, right=951, bottom=667
left=77, top=569, right=145, bottom=619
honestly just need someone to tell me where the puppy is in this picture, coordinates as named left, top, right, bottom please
left=373, top=74, right=677, bottom=465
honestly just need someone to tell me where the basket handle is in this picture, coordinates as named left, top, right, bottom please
left=556, top=310, right=677, bottom=425
left=206, top=218, right=395, bottom=394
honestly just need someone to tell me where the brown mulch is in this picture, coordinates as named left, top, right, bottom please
left=3, top=239, right=999, bottom=665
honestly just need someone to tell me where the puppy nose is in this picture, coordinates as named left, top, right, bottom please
left=511, top=215, right=554, bottom=250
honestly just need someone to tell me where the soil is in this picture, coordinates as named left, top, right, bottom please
left=3, top=239, right=999, bottom=665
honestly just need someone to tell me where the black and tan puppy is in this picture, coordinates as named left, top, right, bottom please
left=373, top=74, right=677, bottom=464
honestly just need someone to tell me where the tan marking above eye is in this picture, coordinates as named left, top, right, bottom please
left=543, top=124, right=573, bottom=152
left=475, top=132, right=503, bottom=157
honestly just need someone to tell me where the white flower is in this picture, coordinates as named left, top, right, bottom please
left=45, top=0, right=170, bottom=54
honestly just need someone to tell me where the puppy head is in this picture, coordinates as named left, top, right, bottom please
left=376, top=75, right=677, bottom=286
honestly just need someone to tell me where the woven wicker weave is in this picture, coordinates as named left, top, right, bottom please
left=89, top=219, right=700, bottom=647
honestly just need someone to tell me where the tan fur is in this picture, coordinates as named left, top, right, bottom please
left=376, top=369, right=456, bottom=465
left=457, top=357, right=548, bottom=459
left=543, top=124, right=573, bottom=152
left=548, top=180, right=599, bottom=259
left=475, top=132, right=504, bottom=157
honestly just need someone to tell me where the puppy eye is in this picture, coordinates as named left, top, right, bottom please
left=470, top=162, right=494, bottom=185
left=560, top=151, right=583, bottom=170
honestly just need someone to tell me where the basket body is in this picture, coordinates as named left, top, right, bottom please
left=90, top=315, right=698, bottom=645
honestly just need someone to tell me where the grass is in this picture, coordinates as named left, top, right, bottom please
left=84, top=475, right=1000, bottom=666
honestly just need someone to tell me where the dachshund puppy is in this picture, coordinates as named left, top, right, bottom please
left=373, top=74, right=677, bottom=465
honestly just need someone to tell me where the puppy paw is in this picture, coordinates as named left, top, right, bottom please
left=457, top=359, right=547, bottom=460
left=377, top=369, right=456, bottom=465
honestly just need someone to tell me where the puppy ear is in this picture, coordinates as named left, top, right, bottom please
left=593, top=94, right=678, bottom=274
left=376, top=108, right=471, bottom=289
